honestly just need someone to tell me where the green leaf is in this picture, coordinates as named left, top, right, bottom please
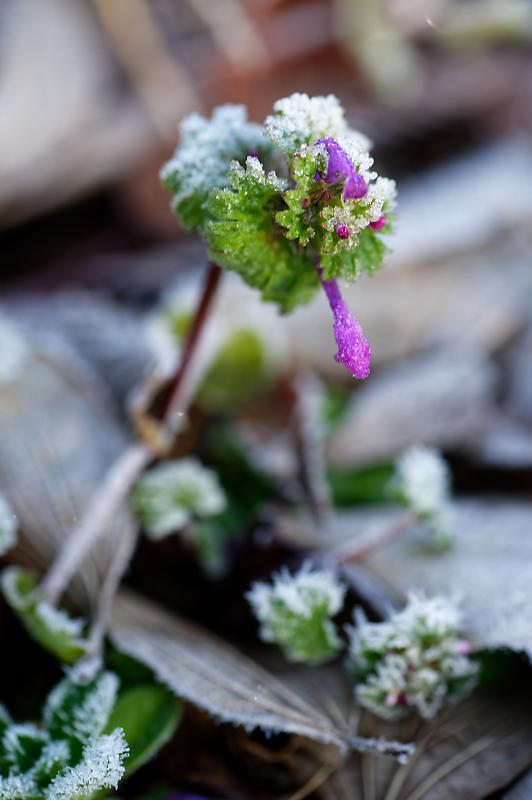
left=104, top=685, right=180, bottom=777
left=1, top=567, right=86, bottom=665
left=197, top=328, right=268, bottom=412
left=207, top=159, right=319, bottom=312
left=160, top=105, right=270, bottom=233
left=327, top=463, right=395, bottom=507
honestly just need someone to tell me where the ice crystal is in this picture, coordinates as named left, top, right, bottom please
left=390, top=445, right=454, bottom=547
left=347, top=594, right=478, bottom=720
left=44, top=668, right=120, bottom=744
left=0, top=667, right=128, bottom=800
left=133, top=458, right=227, bottom=539
left=264, top=93, right=360, bottom=157
left=161, top=105, right=269, bottom=232
left=45, top=729, right=129, bottom=800
left=247, top=561, right=346, bottom=664
left=0, top=494, right=17, bottom=557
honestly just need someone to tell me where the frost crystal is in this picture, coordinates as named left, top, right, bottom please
left=264, top=93, right=361, bottom=156
left=247, top=561, right=346, bottom=664
left=1, top=566, right=87, bottom=662
left=0, top=668, right=128, bottom=800
left=161, top=104, right=269, bottom=231
left=133, top=458, right=227, bottom=539
left=0, top=494, right=17, bottom=556
left=391, top=445, right=454, bottom=547
left=45, top=729, right=129, bottom=800
left=347, top=594, right=478, bottom=720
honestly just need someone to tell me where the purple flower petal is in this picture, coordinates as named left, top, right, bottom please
left=335, top=223, right=350, bottom=239
left=369, top=214, right=387, bottom=231
left=316, top=265, right=371, bottom=379
left=315, top=137, right=367, bottom=200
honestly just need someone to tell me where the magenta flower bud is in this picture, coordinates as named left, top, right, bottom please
left=369, top=214, right=387, bottom=231
left=336, top=223, right=350, bottom=239
left=316, top=265, right=371, bottom=379
left=315, top=136, right=367, bottom=200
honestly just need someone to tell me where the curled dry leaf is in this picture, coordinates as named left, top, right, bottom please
left=321, top=690, right=532, bottom=800
left=109, top=590, right=412, bottom=762
left=0, top=325, right=133, bottom=609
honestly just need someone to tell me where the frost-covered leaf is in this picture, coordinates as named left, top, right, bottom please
left=264, top=93, right=359, bottom=158
left=207, top=157, right=318, bottom=313
left=0, top=666, right=128, bottom=800
left=1, top=567, right=86, bottom=664
left=247, top=562, right=346, bottom=664
left=160, top=105, right=270, bottom=233
left=347, top=594, right=477, bottom=721
left=44, top=667, right=119, bottom=746
left=0, top=493, right=17, bottom=556
left=105, top=684, right=181, bottom=776
left=109, top=590, right=351, bottom=750
left=347, top=499, right=532, bottom=656
left=45, top=728, right=128, bottom=800
left=132, top=458, right=226, bottom=539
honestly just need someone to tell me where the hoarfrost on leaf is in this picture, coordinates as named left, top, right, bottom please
left=160, top=104, right=270, bottom=232
left=347, top=593, right=478, bottom=720
left=264, top=92, right=364, bottom=157
left=390, top=445, right=454, bottom=547
left=133, top=458, right=227, bottom=539
left=247, top=561, right=346, bottom=664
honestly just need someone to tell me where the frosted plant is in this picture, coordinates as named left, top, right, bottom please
left=0, top=494, right=17, bottom=557
left=133, top=458, right=227, bottom=539
left=1, top=566, right=86, bottom=663
left=160, top=104, right=270, bottom=232
left=347, top=593, right=478, bottom=720
left=247, top=561, right=346, bottom=664
left=390, top=445, right=454, bottom=548
left=0, top=665, right=129, bottom=800
left=162, top=92, right=396, bottom=379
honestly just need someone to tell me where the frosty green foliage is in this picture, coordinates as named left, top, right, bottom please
left=160, top=104, right=269, bottom=232
left=133, top=458, right=227, bottom=539
left=390, top=445, right=454, bottom=548
left=1, top=566, right=86, bottom=664
left=0, top=494, right=17, bottom=557
left=0, top=665, right=128, bottom=800
left=247, top=562, right=346, bottom=664
left=263, top=92, right=360, bottom=157
left=163, top=93, right=395, bottom=314
left=208, top=157, right=318, bottom=312
left=347, top=593, right=478, bottom=721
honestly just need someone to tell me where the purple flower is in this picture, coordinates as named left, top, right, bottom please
left=370, top=214, right=387, bottom=231
left=316, top=266, right=371, bottom=379
left=335, top=223, right=350, bottom=239
left=315, top=137, right=367, bottom=200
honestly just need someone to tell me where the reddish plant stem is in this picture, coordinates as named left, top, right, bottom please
left=41, top=260, right=223, bottom=606
left=158, top=260, right=222, bottom=429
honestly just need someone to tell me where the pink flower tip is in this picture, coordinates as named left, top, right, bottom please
left=369, top=214, right=387, bottom=231
left=335, top=223, right=350, bottom=239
